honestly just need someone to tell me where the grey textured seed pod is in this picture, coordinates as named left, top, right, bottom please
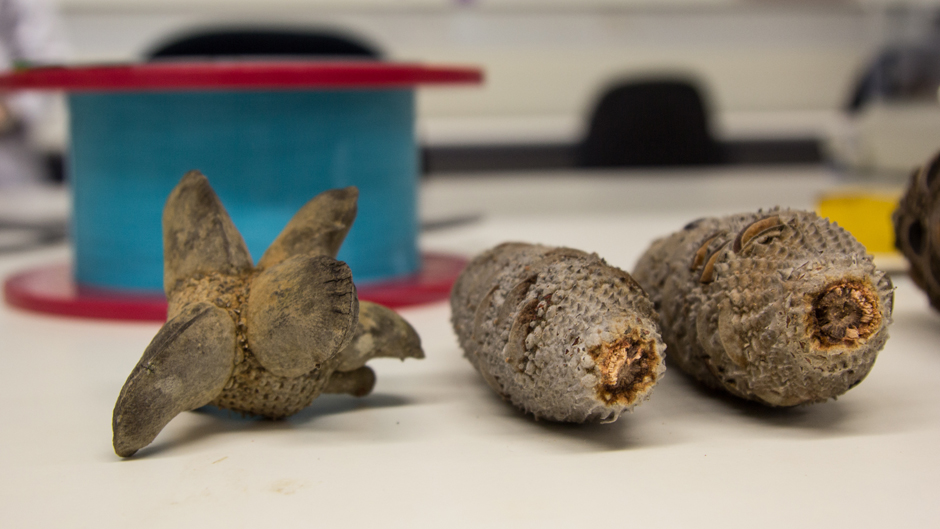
left=633, top=208, right=893, bottom=407
left=112, top=171, right=424, bottom=457
left=451, top=243, right=666, bottom=423
left=893, top=149, right=940, bottom=311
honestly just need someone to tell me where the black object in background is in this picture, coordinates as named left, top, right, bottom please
left=579, top=79, right=724, bottom=167
left=848, top=45, right=940, bottom=113
left=146, top=28, right=382, bottom=59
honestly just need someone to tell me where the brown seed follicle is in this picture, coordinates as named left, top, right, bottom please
left=732, top=215, right=783, bottom=253
left=812, top=279, right=882, bottom=348
left=590, top=328, right=659, bottom=406
left=698, top=242, right=728, bottom=284
left=689, top=232, right=723, bottom=271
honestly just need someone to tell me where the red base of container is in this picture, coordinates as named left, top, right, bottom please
left=4, top=252, right=466, bottom=321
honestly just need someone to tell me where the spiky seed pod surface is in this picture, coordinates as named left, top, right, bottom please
left=633, top=208, right=893, bottom=407
left=112, top=171, right=424, bottom=457
left=451, top=243, right=666, bottom=423
left=893, top=149, right=940, bottom=311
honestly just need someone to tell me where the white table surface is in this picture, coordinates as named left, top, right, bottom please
left=2, top=166, right=938, bottom=528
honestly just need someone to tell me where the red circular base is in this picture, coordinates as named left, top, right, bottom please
left=4, top=253, right=467, bottom=321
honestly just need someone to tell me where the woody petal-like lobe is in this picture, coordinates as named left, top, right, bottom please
left=163, top=171, right=252, bottom=297
left=246, top=254, right=359, bottom=378
left=334, top=301, right=425, bottom=372
left=112, top=302, right=236, bottom=457
left=257, top=186, right=359, bottom=270
left=324, top=366, right=377, bottom=397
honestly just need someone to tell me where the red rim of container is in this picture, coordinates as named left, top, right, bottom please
left=0, top=61, right=483, bottom=92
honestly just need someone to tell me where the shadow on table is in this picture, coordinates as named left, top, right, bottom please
left=127, top=393, right=414, bottom=459
left=526, top=418, right=646, bottom=453
left=666, top=367, right=854, bottom=436
left=465, top=378, right=672, bottom=454
left=287, top=393, right=414, bottom=423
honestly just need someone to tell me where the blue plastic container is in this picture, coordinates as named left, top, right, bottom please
left=69, top=88, right=418, bottom=292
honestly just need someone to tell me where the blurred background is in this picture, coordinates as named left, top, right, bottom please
left=3, top=0, right=940, bottom=266
left=13, top=0, right=932, bottom=179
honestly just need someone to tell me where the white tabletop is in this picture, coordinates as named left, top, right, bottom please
left=2, top=166, right=938, bottom=528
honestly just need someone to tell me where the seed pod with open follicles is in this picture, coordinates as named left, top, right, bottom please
left=633, top=208, right=893, bottom=407
left=451, top=243, right=665, bottom=423
left=893, top=148, right=940, bottom=311
left=111, top=171, right=423, bottom=457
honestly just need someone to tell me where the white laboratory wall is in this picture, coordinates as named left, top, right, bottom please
left=48, top=1, right=938, bottom=144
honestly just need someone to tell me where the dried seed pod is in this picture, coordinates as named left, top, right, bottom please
left=633, top=208, right=893, bottom=407
left=451, top=243, right=665, bottom=423
left=893, top=149, right=940, bottom=311
left=112, top=171, right=424, bottom=457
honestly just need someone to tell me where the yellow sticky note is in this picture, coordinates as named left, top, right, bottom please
left=816, top=190, right=902, bottom=255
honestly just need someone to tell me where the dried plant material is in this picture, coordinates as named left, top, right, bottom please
left=633, top=208, right=893, bottom=407
left=893, top=149, right=940, bottom=311
left=112, top=171, right=423, bottom=457
left=451, top=243, right=665, bottom=423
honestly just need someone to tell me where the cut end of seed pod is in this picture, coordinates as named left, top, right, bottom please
left=811, top=279, right=882, bottom=348
left=589, top=329, right=662, bottom=406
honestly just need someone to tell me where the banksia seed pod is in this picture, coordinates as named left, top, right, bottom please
left=893, top=149, right=940, bottom=311
left=451, top=243, right=665, bottom=423
left=633, top=208, right=893, bottom=407
left=112, top=171, right=424, bottom=457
